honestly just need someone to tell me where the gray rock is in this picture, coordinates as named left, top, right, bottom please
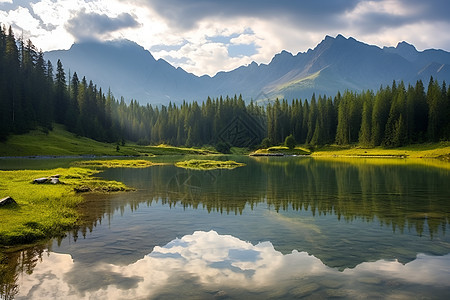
left=0, top=196, right=17, bottom=207
left=50, top=177, right=60, bottom=184
left=33, top=176, right=62, bottom=184
left=33, top=177, right=49, bottom=184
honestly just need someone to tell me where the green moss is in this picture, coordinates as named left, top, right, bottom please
left=0, top=167, right=132, bottom=246
left=311, top=142, right=450, bottom=159
left=72, top=159, right=156, bottom=168
left=175, top=159, right=245, bottom=170
left=143, top=144, right=219, bottom=156
left=251, top=146, right=311, bottom=156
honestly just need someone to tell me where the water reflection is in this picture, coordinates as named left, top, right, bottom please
left=2, top=157, right=450, bottom=299
left=98, top=157, right=450, bottom=237
left=10, top=231, right=450, bottom=299
left=0, top=244, right=48, bottom=300
left=59, top=157, right=449, bottom=269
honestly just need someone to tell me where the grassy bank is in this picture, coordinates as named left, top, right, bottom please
left=310, top=142, right=450, bottom=159
left=250, top=146, right=311, bottom=156
left=0, top=167, right=131, bottom=246
left=0, top=125, right=219, bottom=157
left=250, top=142, right=450, bottom=160
left=175, top=159, right=246, bottom=170
left=72, top=159, right=157, bottom=168
left=0, top=125, right=139, bottom=157
left=143, top=144, right=218, bottom=156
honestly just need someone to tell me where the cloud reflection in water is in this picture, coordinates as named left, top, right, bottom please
left=17, top=231, right=450, bottom=299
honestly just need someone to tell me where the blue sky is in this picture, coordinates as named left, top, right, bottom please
left=1, top=0, right=450, bottom=76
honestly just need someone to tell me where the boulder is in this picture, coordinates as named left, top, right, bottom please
left=50, top=177, right=60, bottom=184
left=33, top=177, right=49, bottom=184
left=33, top=176, right=62, bottom=184
left=0, top=196, right=17, bottom=207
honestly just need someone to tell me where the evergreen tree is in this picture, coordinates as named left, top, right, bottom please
left=371, top=86, right=391, bottom=146
left=335, top=92, right=351, bottom=145
left=384, top=82, right=406, bottom=147
left=427, top=77, right=445, bottom=141
left=359, top=95, right=373, bottom=146
left=306, top=94, right=317, bottom=144
left=54, top=59, right=68, bottom=124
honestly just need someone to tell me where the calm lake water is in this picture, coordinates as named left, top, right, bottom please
left=1, top=156, right=450, bottom=299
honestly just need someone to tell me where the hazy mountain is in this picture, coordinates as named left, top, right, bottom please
left=45, top=35, right=450, bottom=104
left=45, top=40, right=209, bottom=104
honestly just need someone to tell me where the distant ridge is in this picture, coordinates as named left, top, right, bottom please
left=45, top=35, right=450, bottom=104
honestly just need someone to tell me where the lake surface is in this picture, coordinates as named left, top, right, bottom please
left=1, top=156, right=450, bottom=299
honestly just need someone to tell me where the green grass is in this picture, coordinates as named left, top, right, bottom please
left=142, top=144, right=219, bottom=156
left=276, top=70, right=321, bottom=91
left=72, top=159, right=157, bottom=168
left=230, top=147, right=252, bottom=155
left=0, top=167, right=131, bottom=246
left=0, top=124, right=139, bottom=157
left=0, top=125, right=220, bottom=157
left=311, top=142, right=450, bottom=159
left=251, top=146, right=311, bottom=156
left=175, top=159, right=246, bottom=170
left=251, top=142, right=450, bottom=160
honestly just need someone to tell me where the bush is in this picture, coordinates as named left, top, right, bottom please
left=285, top=134, right=296, bottom=149
left=260, top=137, right=272, bottom=149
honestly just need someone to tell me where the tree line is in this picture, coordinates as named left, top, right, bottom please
left=1, top=26, right=449, bottom=147
left=266, top=79, right=449, bottom=147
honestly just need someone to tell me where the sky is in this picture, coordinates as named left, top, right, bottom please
left=1, top=0, right=450, bottom=76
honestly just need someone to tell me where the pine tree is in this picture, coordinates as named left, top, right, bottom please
left=427, top=77, right=444, bottom=142
left=54, top=59, right=68, bottom=124
left=371, top=86, right=391, bottom=146
left=384, top=82, right=406, bottom=147
left=306, top=94, right=317, bottom=144
left=335, top=92, right=351, bottom=145
left=359, top=96, right=373, bottom=146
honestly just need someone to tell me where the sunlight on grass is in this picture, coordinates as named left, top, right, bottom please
left=0, top=124, right=137, bottom=157
left=145, top=144, right=219, bottom=155
left=175, top=159, right=245, bottom=170
left=311, top=142, right=450, bottom=159
left=0, top=167, right=131, bottom=246
left=251, top=146, right=311, bottom=156
left=73, top=159, right=156, bottom=168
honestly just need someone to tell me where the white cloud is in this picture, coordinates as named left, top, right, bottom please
left=16, top=231, right=450, bottom=299
left=2, top=6, right=40, bottom=33
left=1, top=0, right=450, bottom=76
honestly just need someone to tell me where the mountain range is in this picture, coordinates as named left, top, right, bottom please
left=45, top=34, right=450, bottom=105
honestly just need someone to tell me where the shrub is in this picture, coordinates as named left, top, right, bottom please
left=285, top=134, right=296, bottom=149
left=260, top=137, right=272, bottom=149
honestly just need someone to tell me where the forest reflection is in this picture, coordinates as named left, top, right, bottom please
left=0, top=244, right=48, bottom=300
left=79, top=157, right=450, bottom=238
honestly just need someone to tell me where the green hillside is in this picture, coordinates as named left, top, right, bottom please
left=0, top=125, right=218, bottom=157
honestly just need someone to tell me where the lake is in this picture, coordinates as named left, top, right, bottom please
left=1, top=156, right=450, bottom=299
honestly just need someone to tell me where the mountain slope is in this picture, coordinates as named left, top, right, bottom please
left=45, top=35, right=450, bottom=104
left=45, top=40, right=209, bottom=104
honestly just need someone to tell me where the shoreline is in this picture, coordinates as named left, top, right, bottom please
left=0, top=154, right=143, bottom=160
